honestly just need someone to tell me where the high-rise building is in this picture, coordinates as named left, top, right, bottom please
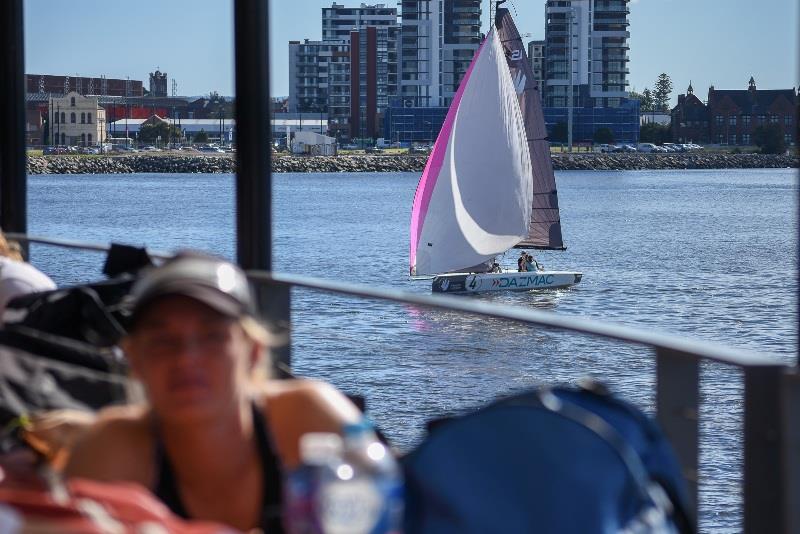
left=288, top=3, right=399, bottom=139
left=399, top=0, right=482, bottom=108
left=543, top=0, right=630, bottom=109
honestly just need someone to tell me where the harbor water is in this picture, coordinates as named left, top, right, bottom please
left=29, top=168, right=797, bottom=532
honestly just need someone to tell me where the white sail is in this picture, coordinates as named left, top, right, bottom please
left=410, top=29, right=533, bottom=276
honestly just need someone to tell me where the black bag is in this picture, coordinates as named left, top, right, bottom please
left=403, top=381, right=694, bottom=534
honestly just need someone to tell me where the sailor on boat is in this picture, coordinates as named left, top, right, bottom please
left=65, top=252, right=364, bottom=532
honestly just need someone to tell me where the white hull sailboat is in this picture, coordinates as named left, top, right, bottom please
left=409, top=5, right=582, bottom=294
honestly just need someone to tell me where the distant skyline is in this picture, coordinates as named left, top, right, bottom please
left=24, top=0, right=799, bottom=106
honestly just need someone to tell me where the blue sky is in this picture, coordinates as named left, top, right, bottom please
left=24, top=0, right=799, bottom=104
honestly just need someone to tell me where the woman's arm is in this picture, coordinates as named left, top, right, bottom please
left=262, top=379, right=362, bottom=469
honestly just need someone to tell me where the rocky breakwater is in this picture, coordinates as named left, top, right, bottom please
left=27, top=154, right=236, bottom=175
left=26, top=152, right=798, bottom=175
left=551, top=152, right=798, bottom=171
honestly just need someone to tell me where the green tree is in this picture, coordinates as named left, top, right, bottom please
left=194, top=129, right=209, bottom=143
left=139, top=121, right=182, bottom=146
left=641, top=88, right=655, bottom=112
left=593, top=127, right=614, bottom=144
left=653, top=74, right=673, bottom=112
left=640, top=122, right=672, bottom=144
left=753, top=123, right=786, bottom=154
left=630, top=88, right=654, bottom=112
left=550, top=122, right=568, bottom=143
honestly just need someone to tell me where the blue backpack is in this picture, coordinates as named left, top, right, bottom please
left=402, top=381, right=694, bottom=534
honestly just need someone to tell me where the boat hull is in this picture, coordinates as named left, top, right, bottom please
left=432, top=271, right=582, bottom=294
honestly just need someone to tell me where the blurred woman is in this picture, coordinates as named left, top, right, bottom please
left=0, top=231, right=55, bottom=318
left=66, top=253, right=362, bottom=532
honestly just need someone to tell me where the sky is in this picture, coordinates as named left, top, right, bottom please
left=24, top=0, right=800, bottom=105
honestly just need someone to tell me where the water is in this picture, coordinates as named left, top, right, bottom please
left=28, top=168, right=797, bottom=531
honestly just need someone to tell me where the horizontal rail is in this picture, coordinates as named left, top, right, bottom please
left=6, top=233, right=783, bottom=370
left=255, top=271, right=779, bottom=369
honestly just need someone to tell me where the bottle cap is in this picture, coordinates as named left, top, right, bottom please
left=299, top=432, right=343, bottom=464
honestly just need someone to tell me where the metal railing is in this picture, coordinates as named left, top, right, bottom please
left=8, top=233, right=800, bottom=533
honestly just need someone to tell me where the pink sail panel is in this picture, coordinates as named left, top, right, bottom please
left=410, top=29, right=533, bottom=276
left=409, top=38, right=486, bottom=275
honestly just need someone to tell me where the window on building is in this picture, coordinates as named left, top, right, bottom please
left=742, top=115, right=751, bottom=128
left=757, top=114, right=766, bottom=125
left=717, top=134, right=724, bottom=144
left=61, top=112, right=65, bottom=123
left=80, top=113, right=85, bottom=124
left=61, top=133, right=66, bottom=145
left=742, top=134, right=750, bottom=145
left=70, top=97, right=75, bottom=106
left=785, top=115, right=792, bottom=127
left=728, top=115, right=736, bottom=126
left=87, top=113, right=92, bottom=124
left=81, top=133, right=86, bottom=146
left=769, top=114, right=778, bottom=124
left=786, top=134, right=793, bottom=146
left=54, top=112, right=59, bottom=124
left=729, top=134, right=736, bottom=145
left=88, top=133, right=92, bottom=145
left=70, top=112, right=76, bottom=123
left=715, top=115, right=723, bottom=127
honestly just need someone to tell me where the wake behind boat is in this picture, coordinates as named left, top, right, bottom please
left=408, top=5, right=581, bottom=294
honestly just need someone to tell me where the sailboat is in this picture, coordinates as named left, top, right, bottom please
left=408, top=4, right=582, bottom=294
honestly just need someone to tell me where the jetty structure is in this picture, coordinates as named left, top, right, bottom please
left=0, top=1, right=799, bottom=532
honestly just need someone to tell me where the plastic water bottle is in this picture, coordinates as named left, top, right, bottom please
left=284, top=432, right=343, bottom=534
left=336, top=421, right=404, bottom=534
left=284, top=424, right=404, bottom=534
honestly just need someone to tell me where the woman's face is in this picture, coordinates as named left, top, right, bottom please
left=125, top=295, right=257, bottom=422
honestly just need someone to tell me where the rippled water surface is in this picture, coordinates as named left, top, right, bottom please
left=28, top=168, right=797, bottom=532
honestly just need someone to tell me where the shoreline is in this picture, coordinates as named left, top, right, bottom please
left=26, top=152, right=799, bottom=174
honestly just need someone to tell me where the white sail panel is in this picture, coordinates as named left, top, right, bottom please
left=413, top=29, right=533, bottom=275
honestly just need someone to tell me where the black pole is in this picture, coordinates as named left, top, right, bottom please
left=234, top=0, right=271, bottom=271
left=234, top=0, right=290, bottom=375
left=0, top=0, right=28, bottom=256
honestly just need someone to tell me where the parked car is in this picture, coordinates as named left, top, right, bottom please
left=637, top=143, right=657, bottom=153
left=342, top=143, right=359, bottom=150
left=594, top=144, right=615, bottom=153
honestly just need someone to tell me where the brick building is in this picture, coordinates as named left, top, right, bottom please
left=670, top=82, right=709, bottom=143
left=672, top=77, right=798, bottom=147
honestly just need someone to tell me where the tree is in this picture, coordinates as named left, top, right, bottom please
left=640, top=122, right=672, bottom=144
left=641, top=88, right=655, bottom=112
left=629, top=88, right=655, bottom=112
left=753, top=123, right=786, bottom=154
left=653, top=74, right=673, bottom=112
left=139, top=121, right=182, bottom=146
left=194, top=129, right=209, bottom=143
left=550, top=122, right=568, bottom=143
left=593, top=127, right=614, bottom=144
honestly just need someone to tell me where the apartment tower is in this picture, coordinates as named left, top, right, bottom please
left=543, top=0, right=630, bottom=108
left=399, top=0, right=482, bottom=108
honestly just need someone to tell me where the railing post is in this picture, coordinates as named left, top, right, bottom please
left=655, top=347, right=698, bottom=529
left=0, top=0, right=28, bottom=257
left=781, top=369, right=800, bottom=533
left=233, top=0, right=291, bottom=376
left=743, top=365, right=785, bottom=533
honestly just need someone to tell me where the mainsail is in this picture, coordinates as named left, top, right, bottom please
left=409, top=28, right=533, bottom=276
left=495, top=8, right=565, bottom=250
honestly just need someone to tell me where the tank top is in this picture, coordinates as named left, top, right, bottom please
left=152, top=403, right=285, bottom=533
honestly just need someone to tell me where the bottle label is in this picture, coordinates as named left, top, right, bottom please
left=319, top=479, right=382, bottom=534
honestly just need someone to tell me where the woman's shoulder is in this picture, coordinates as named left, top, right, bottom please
left=63, top=404, right=154, bottom=483
left=257, top=379, right=362, bottom=469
